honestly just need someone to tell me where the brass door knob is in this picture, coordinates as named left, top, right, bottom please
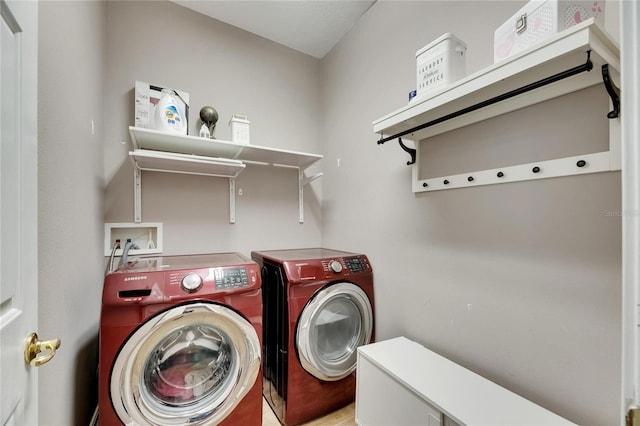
left=24, top=332, right=61, bottom=367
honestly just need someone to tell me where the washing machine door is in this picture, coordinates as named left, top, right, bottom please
left=110, top=301, right=260, bottom=425
left=296, top=282, right=373, bottom=381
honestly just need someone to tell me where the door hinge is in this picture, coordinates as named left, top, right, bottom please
left=628, top=408, right=640, bottom=426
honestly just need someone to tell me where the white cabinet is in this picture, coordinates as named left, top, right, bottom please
left=128, top=127, right=322, bottom=223
left=357, top=351, right=446, bottom=426
left=356, top=337, right=576, bottom=426
left=372, top=19, right=620, bottom=192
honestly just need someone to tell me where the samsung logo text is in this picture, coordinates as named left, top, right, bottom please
left=124, top=276, right=148, bottom=281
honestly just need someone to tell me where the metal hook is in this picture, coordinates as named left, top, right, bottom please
left=398, top=138, right=416, bottom=166
left=602, top=64, right=620, bottom=119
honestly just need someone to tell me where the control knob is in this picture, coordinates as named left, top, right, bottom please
left=181, top=273, right=203, bottom=293
left=329, top=260, right=343, bottom=274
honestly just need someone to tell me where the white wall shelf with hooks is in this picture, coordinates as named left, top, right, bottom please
left=128, top=126, right=323, bottom=223
left=373, top=19, right=620, bottom=192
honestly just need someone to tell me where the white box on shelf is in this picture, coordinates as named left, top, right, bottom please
left=104, top=222, right=163, bottom=257
left=416, top=33, right=467, bottom=99
left=494, top=0, right=605, bottom=63
left=229, top=114, right=250, bottom=144
left=134, top=81, right=190, bottom=135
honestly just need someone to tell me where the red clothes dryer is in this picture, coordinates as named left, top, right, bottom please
left=251, top=248, right=375, bottom=426
left=99, top=253, right=262, bottom=426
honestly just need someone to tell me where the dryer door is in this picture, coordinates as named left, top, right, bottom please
left=296, top=282, right=373, bottom=381
left=110, top=301, right=260, bottom=425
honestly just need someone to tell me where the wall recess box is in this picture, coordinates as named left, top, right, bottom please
left=104, top=222, right=162, bottom=257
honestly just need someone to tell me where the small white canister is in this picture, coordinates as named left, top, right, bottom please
left=229, top=114, right=250, bottom=144
left=416, top=33, right=467, bottom=99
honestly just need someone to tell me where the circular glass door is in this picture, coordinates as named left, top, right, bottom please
left=296, top=282, right=373, bottom=381
left=110, top=302, right=260, bottom=425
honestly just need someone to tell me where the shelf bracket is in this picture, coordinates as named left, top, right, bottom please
left=377, top=135, right=416, bottom=165
left=299, top=167, right=322, bottom=223
left=398, top=137, right=416, bottom=165
left=229, top=178, right=236, bottom=224
left=601, top=64, right=620, bottom=119
left=134, top=166, right=142, bottom=223
left=299, top=169, right=306, bottom=224
left=377, top=51, right=594, bottom=165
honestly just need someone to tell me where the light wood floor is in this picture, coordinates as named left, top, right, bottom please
left=262, top=398, right=356, bottom=426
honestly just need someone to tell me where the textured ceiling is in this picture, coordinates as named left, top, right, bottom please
left=172, top=0, right=376, bottom=59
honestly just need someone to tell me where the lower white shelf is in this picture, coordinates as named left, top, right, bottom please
left=128, top=149, right=322, bottom=224
left=129, top=149, right=245, bottom=177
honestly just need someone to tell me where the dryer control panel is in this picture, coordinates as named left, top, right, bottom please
left=321, top=255, right=371, bottom=277
left=262, top=251, right=372, bottom=283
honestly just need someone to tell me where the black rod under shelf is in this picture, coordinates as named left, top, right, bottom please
left=377, top=51, right=594, bottom=147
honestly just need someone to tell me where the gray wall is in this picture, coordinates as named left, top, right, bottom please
left=38, top=1, right=106, bottom=424
left=321, top=1, right=621, bottom=425
left=104, top=1, right=323, bottom=257
left=36, top=0, right=623, bottom=424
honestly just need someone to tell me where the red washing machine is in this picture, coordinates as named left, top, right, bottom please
left=251, top=248, right=375, bottom=426
left=99, top=253, right=262, bottom=426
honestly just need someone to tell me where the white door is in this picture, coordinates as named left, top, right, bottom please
left=0, top=1, right=46, bottom=425
left=296, top=282, right=373, bottom=381
left=621, top=0, right=640, bottom=423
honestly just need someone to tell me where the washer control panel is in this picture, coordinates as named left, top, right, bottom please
left=168, top=265, right=256, bottom=296
left=345, top=256, right=368, bottom=273
left=214, top=267, right=249, bottom=290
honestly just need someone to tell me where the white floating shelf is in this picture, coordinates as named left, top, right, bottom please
left=372, top=19, right=621, bottom=193
left=127, top=127, right=323, bottom=223
left=373, top=19, right=619, bottom=142
left=129, top=126, right=322, bottom=168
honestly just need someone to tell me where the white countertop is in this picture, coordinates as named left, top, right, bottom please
left=357, top=337, right=576, bottom=426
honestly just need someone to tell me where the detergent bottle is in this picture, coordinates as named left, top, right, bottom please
left=155, top=89, right=185, bottom=134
